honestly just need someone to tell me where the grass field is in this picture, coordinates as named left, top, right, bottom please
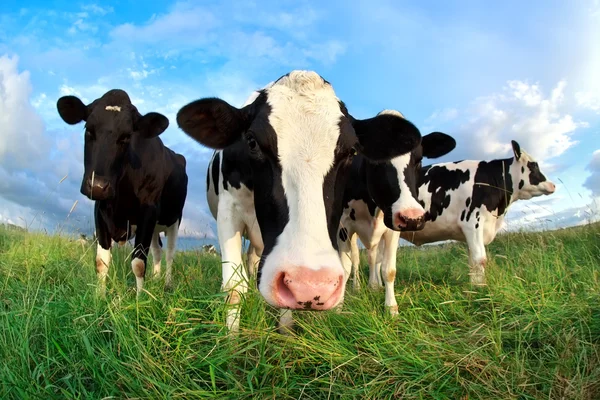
left=0, top=223, right=599, bottom=399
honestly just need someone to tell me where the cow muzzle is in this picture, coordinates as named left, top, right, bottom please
left=273, top=267, right=344, bottom=310
left=81, top=176, right=115, bottom=200
left=394, top=208, right=426, bottom=231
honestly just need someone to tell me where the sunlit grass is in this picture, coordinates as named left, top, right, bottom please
left=0, top=223, right=598, bottom=398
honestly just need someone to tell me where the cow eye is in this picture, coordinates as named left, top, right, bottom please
left=245, top=132, right=260, bottom=154
left=85, top=130, right=95, bottom=141
left=350, top=147, right=357, bottom=156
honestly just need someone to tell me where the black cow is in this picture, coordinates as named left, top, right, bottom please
left=177, top=71, right=424, bottom=332
left=57, top=89, right=188, bottom=296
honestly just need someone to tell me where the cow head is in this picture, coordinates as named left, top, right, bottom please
left=177, top=71, right=423, bottom=311
left=57, top=89, right=169, bottom=201
left=510, top=140, right=556, bottom=199
left=365, top=110, right=456, bottom=231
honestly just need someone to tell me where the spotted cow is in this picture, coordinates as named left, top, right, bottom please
left=57, top=89, right=188, bottom=296
left=176, top=71, right=425, bottom=332
left=351, top=140, right=556, bottom=288
left=338, top=110, right=456, bottom=314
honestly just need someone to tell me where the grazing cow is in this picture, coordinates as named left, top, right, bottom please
left=176, top=70, right=424, bottom=332
left=201, top=244, right=218, bottom=255
left=337, top=110, right=456, bottom=314
left=352, top=140, right=556, bottom=287
left=57, top=89, right=188, bottom=296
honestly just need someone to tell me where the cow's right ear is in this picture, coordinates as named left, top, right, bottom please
left=421, top=132, right=456, bottom=159
left=57, top=96, right=88, bottom=125
left=177, top=98, right=249, bottom=149
left=351, top=113, right=422, bottom=162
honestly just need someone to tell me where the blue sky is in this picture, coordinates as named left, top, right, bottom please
left=0, top=0, right=599, bottom=239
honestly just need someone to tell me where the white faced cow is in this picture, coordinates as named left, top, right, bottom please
left=337, top=110, right=456, bottom=314
left=176, top=71, right=425, bottom=332
left=57, top=89, right=188, bottom=296
left=352, top=140, right=555, bottom=288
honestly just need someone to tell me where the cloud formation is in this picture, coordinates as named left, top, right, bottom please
left=583, top=149, right=600, bottom=196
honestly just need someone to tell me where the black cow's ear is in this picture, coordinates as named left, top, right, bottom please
left=176, top=97, right=249, bottom=149
left=422, top=132, right=456, bottom=159
left=511, top=140, right=522, bottom=161
left=351, top=113, right=422, bottom=162
left=136, top=112, right=169, bottom=139
left=57, top=96, right=88, bottom=125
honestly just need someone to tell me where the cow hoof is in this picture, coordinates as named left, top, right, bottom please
left=388, top=305, right=399, bottom=317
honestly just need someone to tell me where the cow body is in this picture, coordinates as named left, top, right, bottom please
left=177, top=71, right=427, bottom=332
left=57, top=90, right=188, bottom=295
left=351, top=140, right=555, bottom=287
left=338, top=121, right=457, bottom=314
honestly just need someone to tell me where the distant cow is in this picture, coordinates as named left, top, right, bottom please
left=351, top=140, right=555, bottom=287
left=202, top=244, right=218, bottom=255
left=177, top=70, right=424, bottom=332
left=338, top=111, right=456, bottom=314
left=57, top=89, right=188, bottom=296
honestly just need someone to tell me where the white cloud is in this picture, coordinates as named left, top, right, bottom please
left=82, top=4, right=114, bottom=16
left=575, top=91, right=600, bottom=113
left=583, top=149, right=600, bottom=196
left=440, top=79, right=587, bottom=163
left=0, top=55, right=48, bottom=168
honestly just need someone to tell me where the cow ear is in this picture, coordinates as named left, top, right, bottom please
left=421, top=132, right=456, bottom=159
left=177, top=97, right=249, bottom=149
left=57, top=96, right=88, bottom=125
left=511, top=140, right=522, bottom=161
left=352, top=113, right=422, bottom=162
left=136, top=112, right=169, bottom=139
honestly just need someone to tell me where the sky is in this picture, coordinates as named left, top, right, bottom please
left=0, top=0, right=599, bottom=242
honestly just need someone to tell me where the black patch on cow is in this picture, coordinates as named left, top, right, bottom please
left=466, top=197, right=471, bottom=208
left=211, top=152, right=220, bottom=195
left=466, top=158, right=514, bottom=221
left=527, top=161, right=546, bottom=185
left=521, top=166, right=525, bottom=173
left=421, top=165, right=470, bottom=222
left=350, top=209, right=356, bottom=220
left=339, top=227, right=348, bottom=242
left=460, top=210, right=466, bottom=221
left=342, top=155, right=378, bottom=218
left=519, top=180, right=524, bottom=189
left=476, top=211, right=480, bottom=219
left=475, top=223, right=479, bottom=229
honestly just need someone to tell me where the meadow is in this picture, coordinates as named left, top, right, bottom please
left=0, top=222, right=599, bottom=399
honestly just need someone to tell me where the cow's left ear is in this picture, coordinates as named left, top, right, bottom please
left=136, top=112, right=169, bottom=139
left=57, top=96, right=89, bottom=125
left=511, top=140, right=522, bottom=161
left=351, top=114, right=421, bottom=162
left=422, top=132, right=456, bottom=159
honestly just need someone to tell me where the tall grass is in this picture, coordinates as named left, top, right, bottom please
left=0, top=223, right=599, bottom=399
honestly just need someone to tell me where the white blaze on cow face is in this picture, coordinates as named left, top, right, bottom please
left=258, top=72, right=347, bottom=310
left=105, top=105, right=121, bottom=112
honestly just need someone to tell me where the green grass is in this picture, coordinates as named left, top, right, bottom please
left=1, top=223, right=599, bottom=399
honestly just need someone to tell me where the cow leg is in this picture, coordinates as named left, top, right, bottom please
left=337, top=227, right=354, bottom=282
left=375, top=240, right=385, bottom=288
left=245, top=220, right=263, bottom=281
left=164, top=220, right=179, bottom=290
left=246, top=244, right=260, bottom=281
left=95, top=204, right=112, bottom=298
left=463, top=225, right=487, bottom=286
left=150, top=231, right=162, bottom=279
left=278, top=309, right=295, bottom=335
left=349, top=233, right=361, bottom=291
left=381, top=229, right=400, bottom=316
left=218, top=202, right=247, bottom=333
left=131, top=206, right=157, bottom=296
left=367, top=242, right=381, bottom=289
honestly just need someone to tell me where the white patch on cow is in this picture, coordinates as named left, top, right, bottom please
left=150, top=231, right=162, bottom=278
left=258, top=71, right=347, bottom=308
left=206, top=151, right=220, bottom=219
left=96, top=244, right=111, bottom=296
left=105, top=105, right=121, bottom=112
left=390, top=154, right=426, bottom=215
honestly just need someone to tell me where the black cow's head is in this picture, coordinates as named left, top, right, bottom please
left=57, top=89, right=168, bottom=201
left=365, top=110, right=456, bottom=231
left=177, top=71, right=423, bottom=311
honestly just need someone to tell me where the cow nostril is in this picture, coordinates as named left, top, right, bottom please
left=396, top=215, right=408, bottom=228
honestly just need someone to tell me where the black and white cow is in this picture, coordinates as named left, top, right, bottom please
left=351, top=140, right=555, bottom=288
left=57, top=89, right=188, bottom=296
left=337, top=110, right=456, bottom=314
left=176, top=71, right=425, bottom=332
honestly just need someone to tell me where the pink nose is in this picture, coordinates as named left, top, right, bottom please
left=274, top=267, right=344, bottom=310
left=394, top=208, right=425, bottom=229
left=547, top=182, right=556, bottom=193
